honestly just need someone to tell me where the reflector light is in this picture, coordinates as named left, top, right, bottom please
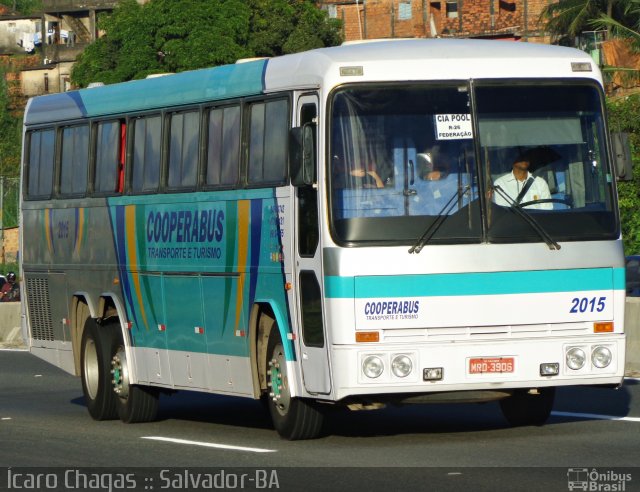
left=423, top=367, right=443, bottom=381
left=571, top=62, right=592, bottom=72
left=340, top=66, right=364, bottom=76
left=594, top=322, right=613, bottom=333
left=540, top=363, right=559, bottom=376
left=356, top=331, right=379, bottom=343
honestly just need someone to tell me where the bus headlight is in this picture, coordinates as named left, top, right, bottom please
left=591, top=346, right=612, bottom=368
left=362, top=355, right=384, bottom=379
left=566, top=347, right=586, bottom=370
left=391, top=355, right=413, bottom=378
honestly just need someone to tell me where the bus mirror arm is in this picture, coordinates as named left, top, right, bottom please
left=290, top=124, right=316, bottom=187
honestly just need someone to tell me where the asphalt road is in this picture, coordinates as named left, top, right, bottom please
left=1, top=349, right=639, bottom=492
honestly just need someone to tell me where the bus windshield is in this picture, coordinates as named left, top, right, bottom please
left=328, top=82, right=618, bottom=246
left=477, top=83, right=616, bottom=243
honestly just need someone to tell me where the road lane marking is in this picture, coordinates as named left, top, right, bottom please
left=141, top=436, right=276, bottom=453
left=552, top=411, right=640, bottom=422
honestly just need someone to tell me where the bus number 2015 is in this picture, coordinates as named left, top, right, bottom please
left=569, top=296, right=606, bottom=313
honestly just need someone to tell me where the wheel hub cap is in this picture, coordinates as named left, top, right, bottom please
left=110, top=347, right=130, bottom=399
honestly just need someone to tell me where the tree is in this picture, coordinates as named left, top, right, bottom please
left=608, top=94, right=640, bottom=255
left=0, top=67, right=21, bottom=179
left=540, top=0, right=632, bottom=42
left=72, top=0, right=253, bottom=86
left=71, top=0, right=342, bottom=87
left=247, top=0, right=342, bottom=57
left=0, top=0, right=41, bottom=15
left=541, top=0, right=640, bottom=85
left=592, top=0, right=640, bottom=51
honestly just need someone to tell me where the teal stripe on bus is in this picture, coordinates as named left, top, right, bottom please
left=325, top=268, right=625, bottom=299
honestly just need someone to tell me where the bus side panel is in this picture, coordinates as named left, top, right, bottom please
left=22, top=201, right=123, bottom=375
left=107, top=190, right=294, bottom=395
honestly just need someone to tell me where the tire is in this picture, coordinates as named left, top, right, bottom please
left=499, top=387, right=555, bottom=427
left=265, top=319, right=323, bottom=440
left=80, top=318, right=118, bottom=420
left=106, top=321, right=159, bottom=424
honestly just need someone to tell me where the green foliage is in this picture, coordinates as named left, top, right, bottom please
left=71, top=0, right=342, bottom=87
left=0, top=64, right=24, bottom=228
left=592, top=0, right=640, bottom=50
left=540, top=0, right=635, bottom=41
left=0, top=0, right=42, bottom=15
left=247, top=0, right=342, bottom=56
left=607, top=94, right=640, bottom=254
left=0, top=67, right=21, bottom=180
left=0, top=262, right=18, bottom=277
left=72, top=0, right=252, bottom=86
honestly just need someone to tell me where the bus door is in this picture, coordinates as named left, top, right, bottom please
left=294, top=94, right=331, bottom=395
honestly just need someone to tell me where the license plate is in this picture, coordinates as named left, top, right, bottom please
left=469, top=357, right=515, bottom=374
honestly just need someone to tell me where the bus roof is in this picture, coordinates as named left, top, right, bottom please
left=25, top=39, right=598, bottom=126
left=24, top=59, right=267, bottom=126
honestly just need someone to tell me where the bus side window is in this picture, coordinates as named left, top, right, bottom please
left=60, top=124, right=89, bottom=196
left=94, top=120, right=123, bottom=195
left=206, top=105, right=240, bottom=187
left=168, top=110, right=199, bottom=190
left=248, top=98, right=288, bottom=186
left=131, top=115, right=162, bottom=193
left=26, top=128, right=55, bottom=199
left=119, top=121, right=126, bottom=193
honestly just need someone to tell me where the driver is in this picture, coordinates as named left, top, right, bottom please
left=493, top=151, right=552, bottom=210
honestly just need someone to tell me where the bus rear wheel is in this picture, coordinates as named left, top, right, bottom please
left=80, top=318, right=118, bottom=420
left=265, top=324, right=323, bottom=440
left=107, top=322, right=159, bottom=424
left=499, top=387, right=555, bottom=427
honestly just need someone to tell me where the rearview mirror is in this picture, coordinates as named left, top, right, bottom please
left=611, top=132, right=633, bottom=181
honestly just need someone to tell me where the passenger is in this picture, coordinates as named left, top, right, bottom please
left=416, top=151, right=462, bottom=214
left=419, top=145, right=454, bottom=181
left=333, top=155, right=384, bottom=189
left=350, top=163, right=384, bottom=188
left=493, top=151, right=552, bottom=210
left=0, top=272, right=20, bottom=302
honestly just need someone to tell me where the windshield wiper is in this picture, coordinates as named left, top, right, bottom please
left=492, top=184, right=561, bottom=251
left=409, top=185, right=471, bottom=254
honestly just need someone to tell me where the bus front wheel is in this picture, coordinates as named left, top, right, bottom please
left=265, top=324, right=323, bottom=440
left=499, top=387, right=555, bottom=427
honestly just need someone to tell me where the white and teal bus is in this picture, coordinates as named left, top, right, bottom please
left=21, top=39, right=626, bottom=440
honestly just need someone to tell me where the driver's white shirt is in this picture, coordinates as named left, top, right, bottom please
left=493, top=171, right=552, bottom=210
